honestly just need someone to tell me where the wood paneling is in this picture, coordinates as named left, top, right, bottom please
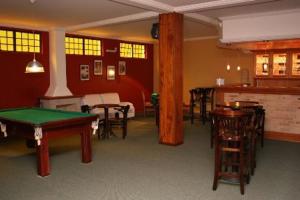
left=159, top=13, right=183, bottom=145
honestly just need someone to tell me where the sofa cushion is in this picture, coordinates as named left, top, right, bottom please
left=100, top=93, right=120, bottom=104
left=81, top=94, right=103, bottom=106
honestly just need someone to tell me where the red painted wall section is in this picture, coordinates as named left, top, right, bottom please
left=0, top=29, right=49, bottom=108
left=0, top=29, right=153, bottom=113
left=67, top=37, right=154, bottom=113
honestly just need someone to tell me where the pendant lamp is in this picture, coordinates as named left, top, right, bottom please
left=25, top=0, right=44, bottom=73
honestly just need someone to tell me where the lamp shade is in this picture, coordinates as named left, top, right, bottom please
left=25, top=58, right=45, bottom=73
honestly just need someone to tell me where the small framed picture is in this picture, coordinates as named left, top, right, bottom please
left=107, top=65, right=116, bottom=80
left=94, top=60, right=103, bottom=75
left=118, top=61, right=126, bottom=75
left=80, top=65, right=89, bottom=81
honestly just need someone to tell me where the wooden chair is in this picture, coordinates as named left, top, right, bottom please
left=254, top=107, right=265, bottom=148
left=211, top=109, right=252, bottom=195
left=190, top=87, right=214, bottom=124
left=108, top=105, right=130, bottom=139
left=141, top=91, right=154, bottom=117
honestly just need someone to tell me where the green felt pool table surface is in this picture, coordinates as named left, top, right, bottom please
left=0, top=107, right=96, bottom=125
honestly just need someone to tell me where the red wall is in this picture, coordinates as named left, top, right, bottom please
left=67, top=37, right=153, bottom=113
left=0, top=29, right=153, bottom=113
left=0, top=29, right=49, bottom=108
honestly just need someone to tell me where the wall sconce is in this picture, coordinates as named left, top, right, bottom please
left=226, top=64, right=231, bottom=71
left=107, top=65, right=115, bottom=80
left=237, top=65, right=241, bottom=71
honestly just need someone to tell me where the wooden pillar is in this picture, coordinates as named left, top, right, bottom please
left=159, top=13, right=183, bottom=145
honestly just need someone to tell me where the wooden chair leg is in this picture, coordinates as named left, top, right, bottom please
left=213, top=140, right=220, bottom=191
left=240, top=150, right=245, bottom=195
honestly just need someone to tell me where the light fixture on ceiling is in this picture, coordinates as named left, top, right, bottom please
left=25, top=0, right=44, bottom=73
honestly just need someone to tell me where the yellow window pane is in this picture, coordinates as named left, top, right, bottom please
left=74, top=38, right=79, bottom=43
left=28, top=33, right=34, bottom=39
left=16, top=45, right=21, bottom=51
left=70, top=43, right=74, bottom=48
left=0, top=38, right=6, bottom=44
left=65, top=37, right=69, bottom=42
left=7, top=31, right=13, bottom=38
left=16, top=32, right=21, bottom=38
left=7, top=45, right=13, bottom=51
left=22, top=33, right=28, bottom=39
left=74, top=49, right=78, bottom=54
left=35, top=34, right=40, bottom=40
left=35, top=47, right=40, bottom=52
left=65, top=43, right=69, bottom=48
left=70, top=38, right=74, bottom=43
left=22, top=46, right=28, bottom=51
left=7, top=38, right=13, bottom=44
left=70, top=49, right=74, bottom=54
left=29, top=46, right=35, bottom=52
left=29, top=40, right=34, bottom=46
left=79, top=38, right=83, bottom=43
left=74, top=43, right=78, bottom=49
left=23, top=40, right=28, bottom=45
left=66, top=49, right=69, bottom=54
left=35, top=41, right=40, bottom=47
left=79, top=50, right=83, bottom=55
left=0, top=30, right=6, bottom=37
left=16, top=39, right=21, bottom=45
left=1, top=44, right=7, bottom=50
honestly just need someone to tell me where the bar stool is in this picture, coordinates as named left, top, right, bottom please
left=212, top=109, right=252, bottom=195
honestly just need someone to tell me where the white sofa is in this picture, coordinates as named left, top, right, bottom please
left=81, top=93, right=135, bottom=119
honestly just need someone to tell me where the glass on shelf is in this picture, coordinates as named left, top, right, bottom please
left=273, top=53, right=287, bottom=76
left=292, top=52, right=300, bottom=76
left=256, top=54, right=269, bottom=76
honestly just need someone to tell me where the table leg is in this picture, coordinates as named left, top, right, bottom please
left=36, top=136, right=50, bottom=177
left=80, top=125, right=92, bottom=163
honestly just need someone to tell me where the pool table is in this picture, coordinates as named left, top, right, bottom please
left=0, top=107, right=99, bottom=177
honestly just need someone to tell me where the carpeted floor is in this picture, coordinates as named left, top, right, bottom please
left=0, top=117, right=299, bottom=200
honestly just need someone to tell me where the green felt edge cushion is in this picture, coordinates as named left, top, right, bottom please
left=0, top=107, right=97, bottom=125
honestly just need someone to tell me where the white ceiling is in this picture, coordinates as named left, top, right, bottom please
left=0, top=0, right=299, bottom=42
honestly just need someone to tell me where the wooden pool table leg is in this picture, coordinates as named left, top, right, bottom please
left=81, top=125, right=92, bottom=163
left=36, top=136, right=50, bottom=177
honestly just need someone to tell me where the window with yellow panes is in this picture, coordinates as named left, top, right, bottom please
left=84, top=39, right=101, bottom=56
left=65, top=37, right=83, bottom=55
left=0, top=29, right=14, bottom=51
left=120, top=43, right=132, bottom=58
left=16, top=32, right=40, bottom=53
left=133, top=44, right=146, bottom=58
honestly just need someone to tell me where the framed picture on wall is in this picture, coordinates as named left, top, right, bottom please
left=94, top=60, right=103, bottom=75
left=118, top=61, right=126, bottom=75
left=80, top=65, right=89, bottom=81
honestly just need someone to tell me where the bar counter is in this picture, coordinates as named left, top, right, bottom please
left=215, top=85, right=300, bottom=142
